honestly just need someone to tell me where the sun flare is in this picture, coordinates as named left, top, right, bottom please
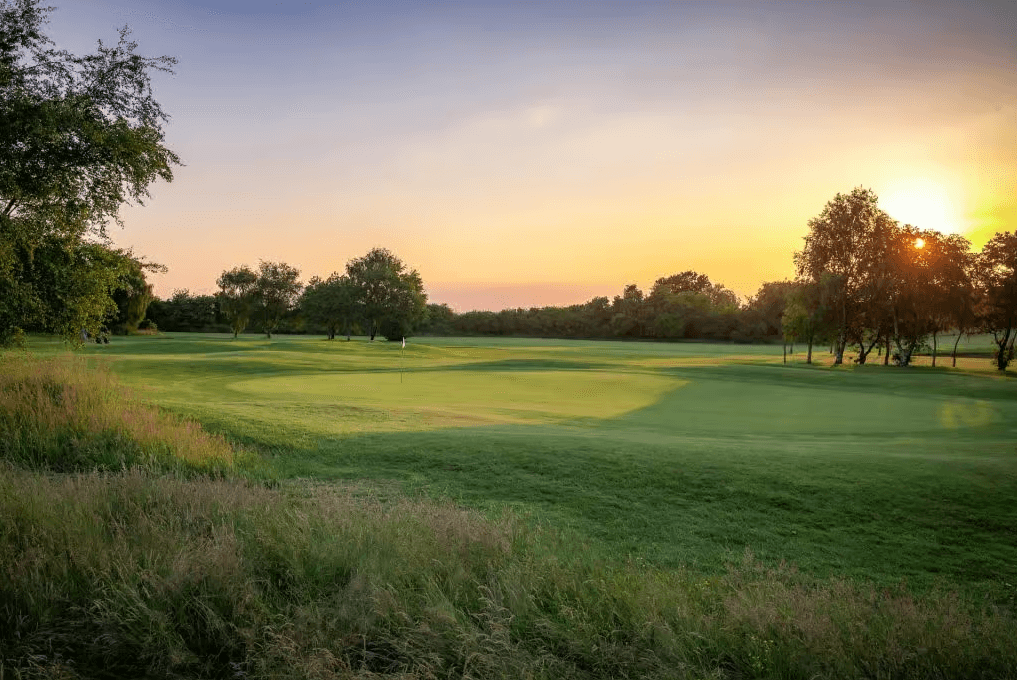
left=880, top=180, right=963, bottom=235
left=915, top=237, right=925, bottom=249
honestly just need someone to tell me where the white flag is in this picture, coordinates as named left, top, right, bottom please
left=401, top=337, right=405, bottom=349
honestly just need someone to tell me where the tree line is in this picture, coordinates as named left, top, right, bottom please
left=3, top=2, right=1015, bottom=369
left=197, top=248, right=426, bottom=342
left=788, top=187, right=1016, bottom=370
left=416, top=187, right=1016, bottom=371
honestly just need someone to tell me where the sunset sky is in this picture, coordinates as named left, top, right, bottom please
left=48, top=0, right=1015, bottom=311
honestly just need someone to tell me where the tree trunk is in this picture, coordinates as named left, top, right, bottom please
left=833, top=296, right=847, bottom=365
left=807, top=339, right=813, bottom=364
left=884, top=337, right=890, bottom=365
left=894, top=336, right=917, bottom=367
left=783, top=342, right=786, bottom=364
left=952, top=331, right=964, bottom=367
left=856, top=336, right=878, bottom=365
left=995, top=329, right=1013, bottom=371
left=931, top=331, right=937, bottom=367
left=834, top=333, right=846, bottom=365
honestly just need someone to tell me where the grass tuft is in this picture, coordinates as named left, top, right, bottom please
left=0, top=354, right=262, bottom=476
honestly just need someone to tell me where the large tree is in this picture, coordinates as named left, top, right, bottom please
left=794, top=187, right=896, bottom=364
left=885, top=228, right=972, bottom=367
left=977, top=231, right=1017, bottom=371
left=301, top=273, right=360, bottom=340
left=254, top=261, right=302, bottom=339
left=216, top=265, right=259, bottom=339
left=345, top=248, right=426, bottom=341
left=0, top=0, right=178, bottom=343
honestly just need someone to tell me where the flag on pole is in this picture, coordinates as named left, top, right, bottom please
left=401, top=337, right=405, bottom=349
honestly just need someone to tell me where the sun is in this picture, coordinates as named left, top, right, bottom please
left=914, top=237, right=925, bottom=249
left=880, top=179, right=962, bottom=235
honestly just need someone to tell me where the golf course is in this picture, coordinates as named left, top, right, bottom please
left=4, top=333, right=1017, bottom=678
left=27, top=333, right=1017, bottom=593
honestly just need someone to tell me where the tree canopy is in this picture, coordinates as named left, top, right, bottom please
left=300, top=273, right=359, bottom=341
left=977, top=231, right=1017, bottom=370
left=254, top=261, right=302, bottom=339
left=216, top=266, right=259, bottom=339
left=0, top=0, right=178, bottom=344
left=345, top=248, right=427, bottom=341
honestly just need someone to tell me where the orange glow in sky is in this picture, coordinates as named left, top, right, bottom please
left=49, top=1, right=1017, bottom=311
left=880, top=179, right=963, bottom=235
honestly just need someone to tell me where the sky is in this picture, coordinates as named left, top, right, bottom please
left=45, top=0, right=1016, bottom=311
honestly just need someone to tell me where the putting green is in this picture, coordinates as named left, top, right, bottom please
left=229, top=369, right=685, bottom=426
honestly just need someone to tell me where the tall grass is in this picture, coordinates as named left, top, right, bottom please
left=2, top=464, right=1015, bottom=679
left=0, top=354, right=259, bottom=476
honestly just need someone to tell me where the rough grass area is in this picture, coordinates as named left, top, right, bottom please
left=0, top=354, right=262, bottom=476
left=2, top=465, right=1015, bottom=680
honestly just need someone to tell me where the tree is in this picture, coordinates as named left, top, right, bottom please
left=216, top=265, right=259, bottom=339
left=650, top=270, right=739, bottom=309
left=0, top=236, right=137, bottom=342
left=748, top=280, right=796, bottom=337
left=378, top=267, right=426, bottom=341
left=946, top=265, right=979, bottom=368
left=794, top=187, right=896, bottom=364
left=418, top=302, right=455, bottom=335
left=146, top=289, right=218, bottom=332
left=883, top=227, right=973, bottom=367
left=345, top=248, right=426, bottom=341
left=109, top=253, right=165, bottom=334
left=254, top=261, right=301, bottom=339
left=301, top=273, right=360, bottom=340
left=611, top=284, right=645, bottom=337
left=0, top=0, right=179, bottom=344
left=976, top=231, right=1017, bottom=371
left=782, top=276, right=836, bottom=364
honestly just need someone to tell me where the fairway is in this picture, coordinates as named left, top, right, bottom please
left=35, top=333, right=1017, bottom=599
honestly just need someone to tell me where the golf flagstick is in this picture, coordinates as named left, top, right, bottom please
left=400, top=337, right=405, bottom=383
